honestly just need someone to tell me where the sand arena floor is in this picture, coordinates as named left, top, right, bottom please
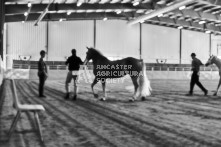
left=1, top=79, right=221, bottom=147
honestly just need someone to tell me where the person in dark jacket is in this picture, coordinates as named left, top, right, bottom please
left=65, top=49, right=83, bottom=100
left=187, top=53, right=208, bottom=96
left=38, top=50, right=48, bottom=97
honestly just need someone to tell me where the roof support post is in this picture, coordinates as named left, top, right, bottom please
left=0, top=0, right=5, bottom=59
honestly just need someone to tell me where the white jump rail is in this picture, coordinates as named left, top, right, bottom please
left=8, top=79, right=45, bottom=142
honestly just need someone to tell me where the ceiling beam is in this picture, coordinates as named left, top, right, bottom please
left=145, top=17, right=221, bottom=33
left=5, top=0, right=42, bottom=2
left=5, top=3, right=152, bottom=15
left=5, top=12, right=136, bottom=22
left=127, top=0, right=197, bottom=25
left=0, top=0, right=5, bottom=59
left=6, top=10, right=220, bottom=33
left=169, top=9, right=221, bottom=23
left=24, top=4, right=32, bottom=21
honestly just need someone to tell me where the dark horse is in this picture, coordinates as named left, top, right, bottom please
left=83, top=47, right=152, bottom=101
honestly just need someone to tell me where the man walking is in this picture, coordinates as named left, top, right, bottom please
left=65, top=49, right=83, bottom=100
left=38, top=50, right=48, bottom=97
left=187, top=53, right=208, bottom=96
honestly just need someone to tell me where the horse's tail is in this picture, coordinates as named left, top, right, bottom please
left=138, top=61, right=152, bottom=98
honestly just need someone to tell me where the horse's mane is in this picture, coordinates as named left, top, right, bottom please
left=213, top=55, right=221, bottom=63
left=89, top=48, right=108, bottom=60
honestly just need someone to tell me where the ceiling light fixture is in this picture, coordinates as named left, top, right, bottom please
left=178, top=26, right=183, bottom=29
left=158, top=13, right=164, bottom=17
left=205, top=30, right=211, bottom=34
left=157, top=0, right=166, bottom=5
left=133, top=2, right=139, bottom=6
left=24, top=12, right=28, bottom=16
left=215, top=24, right=221, bottom=26
left=77, top=2, right=82, bottom=7
left=27, top=2, right=32, bottom=7
left=145, top=9, right=154, bottom=14
left=103, top=17, right=108, bottom=21
left=179, top=5, right=186, bottom=10
left=166, top=2, right=174, bottom=6
left=116, top=10, right=122, bottom=14
left=67, top=11, right=72, bottom=15
left=199, top=20, right=206, bottom=24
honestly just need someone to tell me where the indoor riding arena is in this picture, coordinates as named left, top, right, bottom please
left=2, top=0, right=221, bottom=147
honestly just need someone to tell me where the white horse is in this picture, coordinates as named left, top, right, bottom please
left=205, top=55, right=221, bottom=96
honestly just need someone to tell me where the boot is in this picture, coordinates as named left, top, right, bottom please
left=73, top=95, right=77, bottom=101
left=64, top=93, right=69, bottom=100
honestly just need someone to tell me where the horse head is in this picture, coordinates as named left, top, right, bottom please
left=83, top=47, right=97, bottom=65
left=205, top=55, right=216, bottom=66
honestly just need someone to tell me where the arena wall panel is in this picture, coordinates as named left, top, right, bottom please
left=6, top=22, right=47, bottom=63
left=211, top=34, right=221, bottom=58
left=4, top=21, right=215, bottom=69
left=48, top=21, right=94, bottom=61
left=141, top=24, right=180, bottom=64
left=96, top=20, right=140, bottom=60
left=181, top=30, right=210, bottom=64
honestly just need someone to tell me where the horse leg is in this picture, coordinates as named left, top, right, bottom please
left=214, top=77, right=221, bottom=96
left=130, top=76, right=139, bottom=101
left=91, top=77, right=99, bottom=98
left=73, top=78, right=78, bottom=100
left=101, top=79, right=107, bottom=101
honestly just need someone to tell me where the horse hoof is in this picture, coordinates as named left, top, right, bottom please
left=141, top=97, right=146, bottom=101
left=94, top=94, right=99, bottom=98
left=100, top=97, right=106, bottom=101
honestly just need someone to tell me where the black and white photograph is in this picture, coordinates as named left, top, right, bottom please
left=1, top=0, right=221, bottom=146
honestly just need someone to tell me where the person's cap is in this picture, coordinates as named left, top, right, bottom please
left=40, top=50, right=46, bottom=54
left=191, top=53, right=196, bottom=56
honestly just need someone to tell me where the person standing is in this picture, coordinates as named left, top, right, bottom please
left=65, top=49, right=83, bottom=100
left=38, top=50, right=48, bottom=97
left=187, top=53, right=208, bottom=96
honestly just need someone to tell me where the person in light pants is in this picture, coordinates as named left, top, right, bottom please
left=65, top=49, right=83, bottom=100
